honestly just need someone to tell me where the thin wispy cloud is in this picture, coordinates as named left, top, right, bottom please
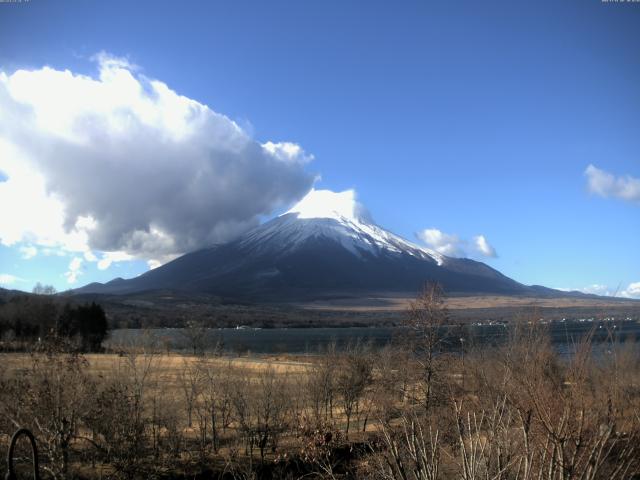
left=64, top=257, right=84, bottom=284
left=564, top=284, right=613, bottom=296
left=473, top=235, right=497, bottom=258
left=580, top=284, right=611, bottom=296
left=556, top=282, right=640, bottom=299
left=0, top=54, right=315, bottom=268
left=0, top=273, right=23, bottom=286
left=585, top=164, right=640, bottom=204
left=19, top=245, right=37, bottom=259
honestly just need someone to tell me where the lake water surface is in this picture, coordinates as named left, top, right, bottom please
left=106, top=319, right=640, bottom=356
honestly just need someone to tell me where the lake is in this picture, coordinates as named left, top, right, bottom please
left=106, top=319, right=640, bottom=356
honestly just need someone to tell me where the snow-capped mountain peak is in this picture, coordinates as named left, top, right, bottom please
left=284, top=188, right=369, bottom=222
left=72, top=187, right=527, bottom=298
left=264, top=188, right=445, bottom=264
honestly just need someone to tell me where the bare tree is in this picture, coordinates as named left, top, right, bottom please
left=178, top=358, right=201, bottom=428
left=196, top=356, right=234, bottom=452
left=306, top=343, right=338, bottom=424
left=231, top=366, right=290, bottom=464
left=405, top=282, right=449, bottom=414
left=32, top=282, right=57, bottom=295
left=335, top=341, right=373, bottom=437
left=180, top=320, right=210, bottom=355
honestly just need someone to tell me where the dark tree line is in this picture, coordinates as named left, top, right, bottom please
left=0, top=286, right=109, bottom=351
left=56, top=302, right=109, bottom=351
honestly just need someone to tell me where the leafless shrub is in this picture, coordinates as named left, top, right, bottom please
left=377, top=412, right=441, bottom=480
left=178, top=357, right=201, bottom=428
left=294, top=419, right=345, bottom=479
left=231, top=366, right=291, bottom=465
left=153, top=393, right=185, bottom=468
left=0, top=346, right=92, bottom=479
left=192, top=356, right=234, bottom=455
left=0, top=295, right=639, bottom=480
left=180, top=320, right=219, bottom=355
left=372, top=345, right=412, bottom=425
left=305, top=342, right=338, bottom=425
left=83, top=350, right=156, bottom=478
left=464, top=319, right=640, bottom=480
left=335, top=341, right=374, bottom=437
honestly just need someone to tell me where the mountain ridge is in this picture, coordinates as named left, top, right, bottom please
left=69, top=190, right=600, bottom=301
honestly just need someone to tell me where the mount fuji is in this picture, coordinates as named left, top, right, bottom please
left=74, top=189, right=543, bottom=300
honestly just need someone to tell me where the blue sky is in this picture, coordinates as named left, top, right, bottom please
left=0, top=0, right=638, bottom=296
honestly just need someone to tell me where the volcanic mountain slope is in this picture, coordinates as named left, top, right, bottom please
left=75, top=189, right=539, bottom=299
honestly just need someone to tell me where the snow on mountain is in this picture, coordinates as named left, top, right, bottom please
left=285, top=188, right=365, bottom=221
left=239, top=189, right=445, bottom=264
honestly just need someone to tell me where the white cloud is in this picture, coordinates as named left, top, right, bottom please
left=0, top=140, right=91, bottom=252
left=578, top=284, right=612, bottom=296
left=147, top=259, right=162, bottom=270
left=19, top=245, right=37, bottom=259
left=473, top=235, right=497, bottom=258
left=417, top=229, right=497, bottom=259
left=556, top=283, right=640, bottom=299
left=90, top=51, right=139, bottom=72
left=41, top=248, right=68, bottom=257
left=262, top=141, right=314, bottom=164
left=585, top=164, right=640, bottom=204
left=0, top=273, right=22, bottom=286
left=0, top=54, right=314, bottom=271
left=620, top=282, right=640, bottom=299
left=416, top=229, right=464, bottom=257
left=97, top=251, right=133, bottom=270
left=583, top=284, right=610, bottom=295
left=64, top=257, right=83, bottom=284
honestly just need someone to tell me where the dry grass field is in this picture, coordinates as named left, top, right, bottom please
left=1, top=352, right=314, bottom=377
left=0, top=348, right=386, bottom=478
left=296, top=293, right=640, bottom=312
left=1, top=291, right=640, bottom=479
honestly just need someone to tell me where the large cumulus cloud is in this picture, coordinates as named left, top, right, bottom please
left=0, top=54, right=315, bottom=268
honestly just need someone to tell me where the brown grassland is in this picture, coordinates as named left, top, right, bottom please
left=1, top=286, right=640, bottom=480
left=296, top=294, right=640, bottom=312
